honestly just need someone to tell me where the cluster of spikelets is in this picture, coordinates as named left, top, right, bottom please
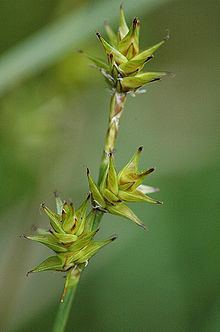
left=26, top=147, right=161, bottom=274
left=26, top=7, right=166, bottom=274
left=87, top=146, right=162, bottom=230
left=85, top=5, right=169, bottom=93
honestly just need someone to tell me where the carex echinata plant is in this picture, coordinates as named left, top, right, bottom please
left=25, top=6, right=170, bottom=332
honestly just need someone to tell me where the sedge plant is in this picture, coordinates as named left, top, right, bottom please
left=25, top=6, right=170, bottom=332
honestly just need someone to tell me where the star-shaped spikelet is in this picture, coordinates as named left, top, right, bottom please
left=26, top=193, right=116, bottom=274
left=87, top=147, right=162, bottom=229
left=84, top=5, right=169, bottom=94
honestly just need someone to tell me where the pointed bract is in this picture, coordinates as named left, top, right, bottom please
left=103, top=188, right=121, bottom=204
left=119, top=5, right=129, bottom=39
left=97, top=33, right=127, bottom=65
left=42, top=204, right=64, bottom=234
left=75, top=194, right=90, bottom=236
left=107, top=153, right=118, bottom=195
left=118, top=18, right=140, bottom=58
left=26, top=234, right=68, bottom=253
left=107, top=202, right=146, bottom=229
left=84, top=52, right=109, bottom=72
left=74, top=237, right=116, bottom=264
left=118, top=189, right=162, bottom=204
left=61, top=202, right=76, bottom=233
left=87, top=169, right=106, bottom=208
left=53, top=232, right=78, bottom=244
left=118, top=146, right=143, bottom=183
left=120, top=72, right=167, bottom=92
left=29, top=256, right=64, bottom=274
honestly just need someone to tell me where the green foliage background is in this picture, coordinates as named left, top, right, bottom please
left=0, top=0, right=219, bottom=331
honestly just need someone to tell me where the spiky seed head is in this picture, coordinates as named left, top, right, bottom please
left=26, top=194, right=116, bottom=274
left=84, top=6, right=170, bottom=94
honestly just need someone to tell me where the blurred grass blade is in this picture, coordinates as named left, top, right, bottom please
left=0, top=0, right=170, bottom=96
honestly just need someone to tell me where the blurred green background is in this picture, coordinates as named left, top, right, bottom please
left=0, top=0, right=219, bottom=331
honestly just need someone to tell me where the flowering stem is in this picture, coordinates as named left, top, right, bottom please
left=94, top=91, right=127, bottom=228
left=53, top=268, right=81, bottom=332
left=98, top=91, right=127, bottom=184
left=52, top=92, right=126, bottom=331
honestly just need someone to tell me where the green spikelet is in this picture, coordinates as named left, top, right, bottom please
left=82, top=5, right=169, bottom=94
left=26, top=194, right=116, bottom=274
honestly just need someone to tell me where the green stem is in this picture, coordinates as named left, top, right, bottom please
left=94, top=91, right=127, bottom=229
left=98, top=91, right=126, bottom=184
left=53, top=268, right=81, bottom=332
left=53, top=91, right=127, bottom=332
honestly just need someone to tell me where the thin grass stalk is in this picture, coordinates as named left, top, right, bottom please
left=53, top=268, right=81, bottom=332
